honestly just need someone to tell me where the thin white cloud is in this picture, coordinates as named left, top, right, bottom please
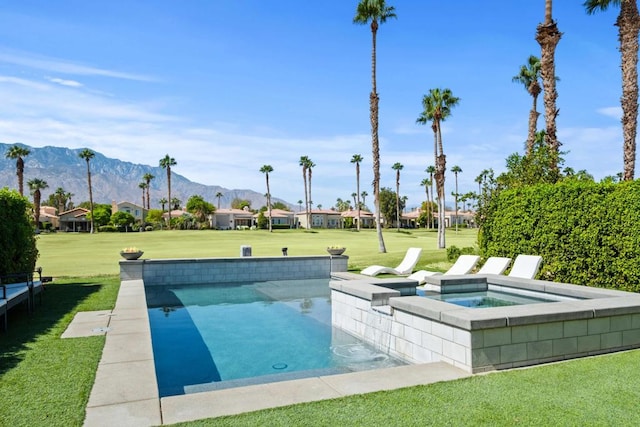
left=597, top=106, right=622, bottom=120
left=0, top=49, right=156, bottom=82
left=48, top=77, right=83, bottom=87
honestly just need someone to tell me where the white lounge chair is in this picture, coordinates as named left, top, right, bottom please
left=476, top=257, right=512, bottom=275
left=407, top=255, right=481, bottom=284
left=508, top=254, right=543, bottom=279
left=360, top=247, right=423, bottom=276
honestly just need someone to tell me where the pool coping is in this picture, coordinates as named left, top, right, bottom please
left=82, top=278, right=472, bottom=426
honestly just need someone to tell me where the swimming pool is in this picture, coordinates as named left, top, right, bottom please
left=146, top=278, right=405, bottom=397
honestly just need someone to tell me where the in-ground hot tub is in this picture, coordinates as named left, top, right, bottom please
left=330, top=274, right=640, bottom=373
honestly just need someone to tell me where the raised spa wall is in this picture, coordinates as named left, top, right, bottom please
left=330, top=275, right=640, bottom=373
left=120, top=255, right=348, bottom=286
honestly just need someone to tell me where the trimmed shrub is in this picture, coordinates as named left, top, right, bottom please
left=98, top=225, right=118, bottom=232
left=0, top=188, right=38, bottom=274
left=447, top=245, right=477, bottom=261
left=479, top=180, right=640, bottom=292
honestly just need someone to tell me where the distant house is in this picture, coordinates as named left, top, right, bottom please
left=161, top=209, right=192, bottom=223
left=58, top=207, right=90, bottom=232
left=295, top=209, right=343, bottom=229
left=39, top=206, right=59, bottom=229
left=112, top=201, right=147, bottom=222
left=212, top=208, right=254, bottom=230
left=401, top=208, right=476, bottom=228
left=341, top=209, right=375, bottom=229
left=254, top=209, right=296, bottom=228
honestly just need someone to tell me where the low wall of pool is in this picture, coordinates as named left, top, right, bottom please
left=120, top=255, right=348, bottom=285
left=331, top=275, right=640, bottom=373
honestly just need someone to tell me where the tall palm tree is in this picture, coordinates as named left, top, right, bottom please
left=392, top=162, right=403, bottom=231
left=350, top=154, right=364, bottom=231
left=78, top=148, right=96, bottom=233
left=54, top=187, right=67, bottom=213
left=159, top=154, right=177, bottom=229
left=420, top=178, right=431, bottom=229
left=451, top=165, right=462, bottom=233
left=143, top=173, right=155, bottom=210
left=512, top=55, right=542, bottom=155
left=138, top=182, right=148, bottom=209
left=159, top=197, right=168, bottom=212
left=297, top=199, right=303, bottom=212
left=5, top=144, right=31, bottom=196
left=307, top=157, right=316, bottom=215
left=215, top=191, right=223, bottom=209
left=28, top=178, right=48, bottom=232
left=361, top=191, right=368, bottom=210
left=299, top=156, right=311, bottom=229
left=536, top=0, right=562, bottom=177
left=417, top=88, right=460, bottom=249
left=354, top=0, right=396, bottom=253
left=260, top=165, right=274, bottom=232
left=585, top=0, right=640, bottom=181
left=425, top=165, right=436, bottom=230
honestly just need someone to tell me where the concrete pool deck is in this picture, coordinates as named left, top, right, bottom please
left=73, top=279, right=471, bottom=426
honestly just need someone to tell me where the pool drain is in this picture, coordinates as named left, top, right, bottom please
left=272, top=363, right=288, bottom=370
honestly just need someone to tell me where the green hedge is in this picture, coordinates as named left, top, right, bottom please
left=479, top=180, right=640, bottom=292
left=0, top=188, right=38, bottom=274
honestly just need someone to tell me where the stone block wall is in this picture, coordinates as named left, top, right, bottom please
left=331, top=279, right=640, bottom=373
left=120, top=255, right=347, bottom=285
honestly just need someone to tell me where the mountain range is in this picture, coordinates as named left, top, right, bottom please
left=0, top=143, right=288, bottom=210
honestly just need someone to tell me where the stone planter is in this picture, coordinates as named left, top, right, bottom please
left=327, top=248, right=346, bottom=256
left=120, top=251, right=144, bottom=260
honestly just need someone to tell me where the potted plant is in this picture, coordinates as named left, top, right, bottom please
left=120, top=247, right=144, bottom=260
left=326, top=245, right=346, bottom=256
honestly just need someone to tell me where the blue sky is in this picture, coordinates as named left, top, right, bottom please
left=0, top=1, right=623, bottom=210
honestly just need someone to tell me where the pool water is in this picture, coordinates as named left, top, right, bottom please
left=146, top=279, right=405, bottom=397
left=422, top=290, right=557, bottom=308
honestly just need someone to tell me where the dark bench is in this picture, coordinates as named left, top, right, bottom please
left=0, top=270, right=45, bottom=331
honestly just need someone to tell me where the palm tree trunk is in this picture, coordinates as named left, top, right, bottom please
left=370, top=20, right=386, bottom=252
left=266, top=174, right=272, bottom=233
left=356, top=163, right=361, bottom=231
left=17, top=158, right=24, bottom=197
left=434, top=121, right=447, bottom=248
left=536, top=0, right=562, bottom=177
left=395, top=173, right=400, bottom=231
left=308, top=168, right=313, bottom=228
left=34, top=190, right=41, bottom=230
left=302, top=168, right=309, bottom=229
left=167, top=169, right=172, bottom=229
left=526, top=91, right=541, bottom=155
left=619, top=0, right=640, bottom=180
left=86, top=164, right=94, bottom=233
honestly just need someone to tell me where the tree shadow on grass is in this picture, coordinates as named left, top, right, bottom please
left=0, top=281, right=103, bottom=375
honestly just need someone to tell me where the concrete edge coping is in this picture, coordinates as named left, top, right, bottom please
left=330, top=280, right=401, bottom=306
left=134, top=255, right=332, bottom=265
left=425, top=274, right=488, bottom=286
left=483, top=275, right=630, bottom=299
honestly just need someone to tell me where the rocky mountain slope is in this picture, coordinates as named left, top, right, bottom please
left=0, top=143, right=286, bottom=210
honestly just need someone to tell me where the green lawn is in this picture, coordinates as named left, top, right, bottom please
left=2, top=228, right=640, bottom=426
left=35, top=228, right=479, bottom=277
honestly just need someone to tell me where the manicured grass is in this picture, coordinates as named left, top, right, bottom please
left=5, top=228, right=640, bottom=425
left=0, top=275, right=119, bottom=427
left=168, top=350, right=640, bottom=426
left=36, top=228, right=479, bottom=277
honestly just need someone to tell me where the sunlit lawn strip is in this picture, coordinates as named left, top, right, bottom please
left=35, top=228, right=479, bottom=277
left=168, top=349, right=640, bottom=426
left=0, top=276, right=119, bottom=427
